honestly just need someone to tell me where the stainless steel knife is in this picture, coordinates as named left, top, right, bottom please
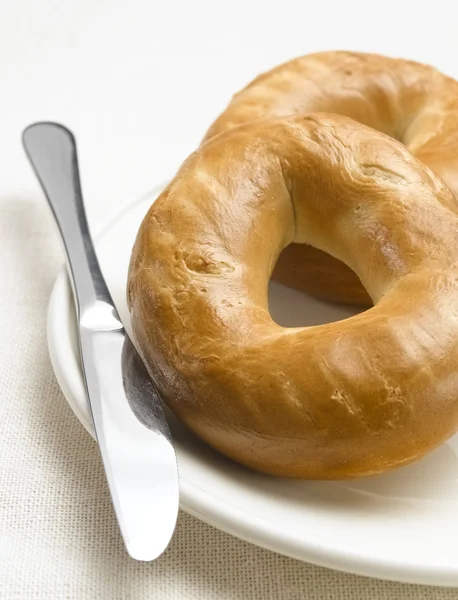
left=22, top=122, right=179, bottom=561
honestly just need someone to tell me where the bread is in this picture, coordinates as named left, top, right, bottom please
left=128, top=112, right=458, bottom=479
left=204, top=51, right=458, bottom=306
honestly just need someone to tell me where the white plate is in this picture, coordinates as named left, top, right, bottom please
left=48, top=184, right=458, bottom=587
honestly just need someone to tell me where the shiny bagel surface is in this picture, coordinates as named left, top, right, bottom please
left=205, top=51, right=458, bottom=305
left=128, top=113, right=458, bottom=479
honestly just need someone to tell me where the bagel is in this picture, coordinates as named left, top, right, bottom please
left=128, top=112, right=458, bottom=479
left=204, top=51, right=458, bottom=306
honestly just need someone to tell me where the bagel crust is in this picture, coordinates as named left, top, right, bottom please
left=204, top=51, right=458, bottom=306
left=128, top=111, right=458, bottom=479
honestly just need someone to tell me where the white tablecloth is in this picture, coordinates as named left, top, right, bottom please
left=2, top=1, right=458, bottom=597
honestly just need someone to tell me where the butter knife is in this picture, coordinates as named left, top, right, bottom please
left=22, top=122, right=179, bottom=561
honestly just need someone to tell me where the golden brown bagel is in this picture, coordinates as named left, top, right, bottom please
left=128, top=113, right=458, bottom=479
left=204, top=51, right=458, bottom=306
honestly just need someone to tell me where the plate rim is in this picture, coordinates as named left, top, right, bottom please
left=47, top=185, right=458, bottom=587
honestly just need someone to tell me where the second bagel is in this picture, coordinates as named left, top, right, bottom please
left=205, top=51, right=458, bottom=305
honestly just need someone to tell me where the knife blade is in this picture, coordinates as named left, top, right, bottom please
left=22, top=122, right=179, bottom=561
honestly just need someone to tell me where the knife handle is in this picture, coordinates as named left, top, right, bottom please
left=22, top=123, right=115, bottom=315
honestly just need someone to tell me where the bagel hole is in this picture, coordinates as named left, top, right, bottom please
left=268, top=243, right=370, bottom=327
